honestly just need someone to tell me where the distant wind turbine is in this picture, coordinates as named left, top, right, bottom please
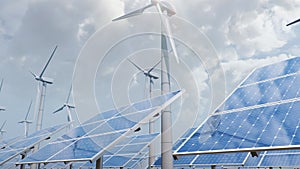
left=18, top=101, right=33, bottom=137
left=0, top=79, right=5, bottom=111
left=53, top=86, right=75, bottom=127
left=128, top=58, right=160, bottom=97
left=287, top=18, right=300, bottom=26
left=0, top=120, right=7, bottom=137
left=30, top=45, right=57, bottom=132
left=113, top=1, right=179, bottom=168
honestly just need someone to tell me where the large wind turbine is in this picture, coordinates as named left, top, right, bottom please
left=30, top=45, right=57, bottom=132
left=53, top=86, right=75, bottom=127
left=18, top=101, right=33, bottom=137
left=287, top=18, right=300, bottom=26
left=0, top=79, right=6, bottom=111
left=113, top=1, right=179, bottom=168
left=128, top=58, right=160, bottom=97
left=0, top=120, right=7, bottom=138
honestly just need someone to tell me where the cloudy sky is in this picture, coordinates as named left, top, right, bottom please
left=0, top=0, right=300, bottom=140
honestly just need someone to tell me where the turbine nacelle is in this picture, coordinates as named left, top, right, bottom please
left=64, top=103, right=75, bottom=109
left=18, top=120, right=33, bottom=124
left=0, top=106, right=5, bottom=111
left=34, top=76, right=54, bottom=84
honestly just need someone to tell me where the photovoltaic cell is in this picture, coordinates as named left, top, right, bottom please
left=244, top=150, right=300, bottom=167
left=173, top=57, right=300, bottom=167
left=18, top=90, right=183, bottom=165
left=44, top=133, right=159, bottom=169
left=0, top=124, right=68, bottom=166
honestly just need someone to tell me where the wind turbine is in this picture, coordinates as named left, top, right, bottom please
left=0, top=79, right=6, bottom=111
left=53, top=86, right=75, bottom=128
left=18, top=101, right=33, bottom=137
left=287, top=18, right=300, bottom=26
left=128, top=58, right=160, bottom=97
left=30, top=45, right=57, bottom=132
left=113, top=1, right=179, bottom=168
left=0, top=120, right=7, bottom=138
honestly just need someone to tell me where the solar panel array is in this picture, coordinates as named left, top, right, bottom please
left=172, top=57, right=300, bottom=167
left=18, top=90, right=183, bottom=166
left=0, top=124, right=68, bottom=167
left=43, top=133, right=159, bottom=168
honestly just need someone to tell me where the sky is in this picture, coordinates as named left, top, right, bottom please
left=0, top=0, right=300, bottom=142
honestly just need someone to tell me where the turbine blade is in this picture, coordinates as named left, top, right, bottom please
left=148, top=60, right=161, bottom=73
left=127, top=59, right=145, bottom=72
left=53, top=105, right=65, bottom=114
left=163, top=17, right=179, bottom=63
left=66, top=85, right=72, bottom=103
left=287, top=18, right=300, bottom=26
left=29, top=70, right=37, bottom=78
left=0, top=79, right=3, bottom=93
left=112, top=4, right=153, bottom=21
left=40, top=45, right=58, bottom=77
left=156, top=3, right=179, bottom=63
left=25, top=100, right=33, bottom=120
left=0, top=120, right=6, bottom=130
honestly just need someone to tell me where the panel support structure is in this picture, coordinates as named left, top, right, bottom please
left=96, top=157, right=103, bottom=169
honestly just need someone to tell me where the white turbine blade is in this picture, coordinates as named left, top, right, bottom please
left=0, top=79, right=3, bottom=93
left=40, top=45, right=58, bottom=77
left=66, top=85, right=73, bottom=103
left=0, top=120, right=6, bottom=130
left=148, top=60, right=161, bottom=74
left=25, top=100, right=33, bottom=120
left=53, top=105, right=65, bottom=114
left=164, top=17, right=179, bottom=63
left=112, top=4, right=154, bottom=21
left=156, top=3, right=179, bottom=63
left=127, top=59, right=145, bottom=72
left=287, top=18, right=300, bottom=26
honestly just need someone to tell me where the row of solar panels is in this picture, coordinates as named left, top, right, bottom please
left=0, top=90, right=183, bottom=168
left=1, top=57, right=300, bottom=169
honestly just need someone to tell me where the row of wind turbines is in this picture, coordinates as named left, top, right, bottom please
left=0, top=45, right=75, bottom=140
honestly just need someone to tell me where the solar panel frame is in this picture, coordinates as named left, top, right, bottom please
left=0, top=124, right=68, bottom=166
left=174, top=57, right=300, bottom=159
left=18, top=90, right=183, bottom=165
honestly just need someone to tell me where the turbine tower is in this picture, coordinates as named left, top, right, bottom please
left=0, top=79, right=6, bottom=111
left=53, top=85, right=75, bottom=128
left=128, top=58, right=160, bottom=167
left=0, top=120, right=7, bottom=138
left=287, top=18, right=300, bottom=26
left=30, top=45, right=57, bottom=132
left=18, top=101, right=33, bottom=137
left=113, top=1, right=179, bottom=168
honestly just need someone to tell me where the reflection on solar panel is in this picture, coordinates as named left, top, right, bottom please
left=174, top=57, right=300, bottom=160
left=74, top=133, right=159, bottom=168
left=18, top=90, right=183, bottom=166
left=0, top=124, right=68, bottom=166
left=0, top=137, right=21, bottom=149
left=245, top=150, right=300, bottom=167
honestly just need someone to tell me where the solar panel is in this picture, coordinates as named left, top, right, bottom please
left=0, top=124, right=68, bottom=166
left=41, top=133, right=159, bottom=168
left=173, top=57, right=300, bottom=161
left=0, top=136, right=21, bottom=149
left=18, top=90, right=183, bottom=166
left=244, top=150, right=300, bottom=167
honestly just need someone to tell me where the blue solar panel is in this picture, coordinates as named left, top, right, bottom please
left=18, top=90, right=183, bottom=165
left=0, top=124, right=68, bottom=166
left=173, top=57, right=300, bottom=167
left=242, top=57, right=300, bottom=86
left=44, top=133, right=159, bottom=169
left=244, top=150, right=300, bottom=167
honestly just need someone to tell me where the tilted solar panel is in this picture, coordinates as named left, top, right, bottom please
left=0, top=124, right=68, bottom=166
left=173, top=57, right=300, bottom=167
left=18, top=90, right=183, bottom=166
